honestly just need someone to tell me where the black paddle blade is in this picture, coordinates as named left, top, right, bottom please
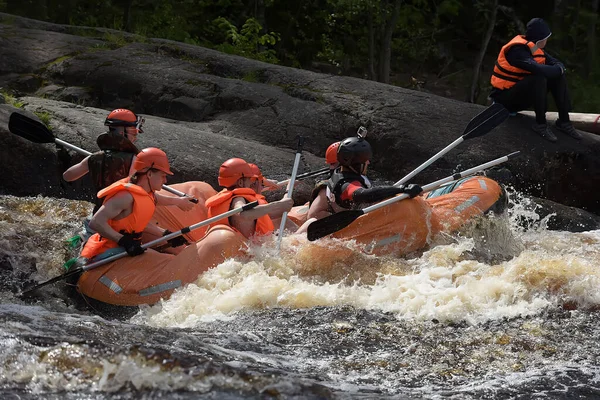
left=8, top=112, right=56, bottom=144
left=19, top=267, right=83, bottom=297
left=307, top=209, right=364, bottom=241
left=462, top=103, right=510, bottom=140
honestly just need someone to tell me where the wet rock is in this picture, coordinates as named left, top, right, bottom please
left=529, top=196, right=600, bottom=232
left=1, top=13, right=600, bottom=215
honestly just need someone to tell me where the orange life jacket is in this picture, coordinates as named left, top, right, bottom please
left=491, top=35, right=546, bottom=90
left=80, top=178, right=156, bottom=259
left=204, top=188, right=274, bottom=236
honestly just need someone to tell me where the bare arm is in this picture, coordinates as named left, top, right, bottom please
left=239, top=197, right=293, bottom=220
left=307, top=189, right=333, bottom=220
left=63, top=155, right=90, bottom=182
left=229, top=197, right=293, bottom=237
left=155, top=192, right=195, bottom=211
left=229, top=197, right=258, bottom=238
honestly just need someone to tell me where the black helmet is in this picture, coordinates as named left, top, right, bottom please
left=337, top=137, right=372, bottom=166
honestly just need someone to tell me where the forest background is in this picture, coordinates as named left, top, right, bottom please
left=2, top=0, right=599, bottom=112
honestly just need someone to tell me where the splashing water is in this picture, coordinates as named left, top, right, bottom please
left=2, top=192, right=600, bottom=398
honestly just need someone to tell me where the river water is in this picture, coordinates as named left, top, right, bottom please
left=1, top=191, right=600, bottom=399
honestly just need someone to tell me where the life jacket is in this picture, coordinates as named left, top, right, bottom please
left=326, top=169, right=372, bottom=209
left=80, top=178, right=155, bottom=259
left=88, top=133, right=138, bottom=192
left=491, top=35, right=546, bottom=90
left=205, top=188, right=274, bottom=236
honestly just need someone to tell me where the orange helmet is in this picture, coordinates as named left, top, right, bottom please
left=248, top=163, right=262, bottom=179
left=325, top=142, right=340, bottom=164
left=248, top=163, right=278, bottom=190
left=105, top=109, right=144, bottom=133
left=218, top=158, right=254, bottom=187
left=133, top=147, right=173, bottom=175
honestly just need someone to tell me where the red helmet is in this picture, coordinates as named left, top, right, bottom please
left=218, top=158, right=254, bottom=187
left=105, top=109, right=144, bottom=133
left=133, top=147, right=173, bottom=175
left=325, top=142, right=340, bottom=165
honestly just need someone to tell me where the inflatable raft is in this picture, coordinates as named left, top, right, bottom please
left=307, top=176, right=504, bottom=256
left=77, top=181, right=250, bottom=306
left=77, top=177, right=503, bottom=305
left=77, top=225, right=248, bottom=305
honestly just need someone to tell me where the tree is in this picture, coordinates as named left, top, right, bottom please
left=469, top=0, right=499, bottom=103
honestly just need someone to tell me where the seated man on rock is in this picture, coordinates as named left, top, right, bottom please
left=489, top=18, right=582, bottom=142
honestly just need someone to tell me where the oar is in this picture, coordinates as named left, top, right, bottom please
left=307, top=151, right=519, bottom=241
left=275, top=166, right=330, bottom=187
left=276, top=136, right=305, bottom=252
left=394, top=103, right=510, bottom=186
left=19, top=200, right=260, bottom=297
left=8, top=112, right=198, bottom=203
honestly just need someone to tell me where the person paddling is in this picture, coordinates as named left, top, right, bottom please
left=79, top=147, right=188, bottom=266
left=305, top=137, right=422, bottom=222
left=304, top=141, right=341, bottom=220
left=63, top=109, right=193, bottom=214
left=205, top=158, right=293, bottom=239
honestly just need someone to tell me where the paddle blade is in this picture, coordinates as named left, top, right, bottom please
left=307, top=210, right=364, bottom=241
left=19, top=267, right=83, bottom=297
left=8, top=112, right=56, bottom=144
left=462, top=103, right=510, bottom=140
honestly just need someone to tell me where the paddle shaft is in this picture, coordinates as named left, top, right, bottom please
left=20, top=200, right=259, bottom=296
left=394, top=136, right=464, bottom=186
left=276, top=166, right=330, bottom=186
left=394, top=104, right=509, bottom=186
left=370, top=152, right=519, bottom=215
left=276, top=138, right=305, bottom=252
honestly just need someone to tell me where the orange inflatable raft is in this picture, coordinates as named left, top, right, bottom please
left=150, top=181, right=217, bottom=243
left=320, top=176, right=504, bottom=256
left=77, top=181, right=250, bottom=306
left=77, top=225, right=248, bottom=306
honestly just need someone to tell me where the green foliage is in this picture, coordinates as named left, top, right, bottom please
left=33, top=111, right=51, bottom=128
left=1, top=0, right=598, bottom=110
left=1, top=90, right=24, bottom=108
left=214, top=17, right=280, bottom=63
left=102, top=32, right=128, bottom=48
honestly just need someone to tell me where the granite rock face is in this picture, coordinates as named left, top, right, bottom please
left=1, top=13, right=600, bottom=220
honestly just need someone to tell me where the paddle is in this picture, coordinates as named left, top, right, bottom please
left=394, top=103, right=510, bottom=186
left=8, top=112, right=198, bottom=203
left=307, top=151, right=520, bottom=241
left=276, top=136, right=305, bottom=252
left=19, top=200, right=260, bottom=297
left=275, top=166, right=330, bottom=187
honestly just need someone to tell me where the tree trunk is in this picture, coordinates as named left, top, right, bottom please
left=378, top=0, right=402, bottom=84
left=368, top=7, right=376, bottom=80
left=572, top=0, right=582, bottom=53
left=123, top=0, right=134, bottom=32
left=585, top=0, right=599, bottom=77
left=254, top=0, right=266, bottom=29
left=469, top=0, right=498, bottom=103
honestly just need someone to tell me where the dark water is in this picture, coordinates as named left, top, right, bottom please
left=1, top=194, right=600, bottom=398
